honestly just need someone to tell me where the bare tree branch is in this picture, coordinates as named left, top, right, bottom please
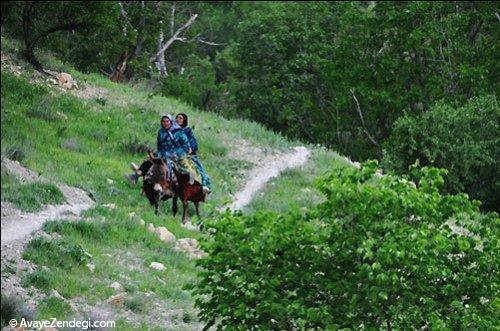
left=150, top=13, right=198, bottom=62
left=350, top=88, right=380, bottom=147
left=169, top=1, right=176, bottom=36
left=118, top=1, right=132, bottom=36
left=196, top=38, right=226, bottom=46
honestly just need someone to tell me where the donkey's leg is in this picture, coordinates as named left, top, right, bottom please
left=172, top=196, right=178, bottom=216
left=195, top=201, right=201, bottom=219
left=182, top=200, right=189, bottom=224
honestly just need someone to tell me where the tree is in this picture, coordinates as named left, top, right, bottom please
left=18, top=1, right=113, bottom=73
left=192, top=162, right=499, bottom=329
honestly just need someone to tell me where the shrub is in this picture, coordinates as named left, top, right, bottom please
left=192, top=161, right=499, bottom=330
left=382, top=95, right=499, bottom=211
left=21, top=268, right=53, bottom=291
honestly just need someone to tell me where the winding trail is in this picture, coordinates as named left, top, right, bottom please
left=1, top=158, right=95, bottom=245
left=224, top=146, right=311, bottom=211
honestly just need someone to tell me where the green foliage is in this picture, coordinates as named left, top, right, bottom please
left=22, top=268, right=53, bottom=291
left=160, top=55, right=220, bottom=110
left=224, top=1, right=498, bottom=160
left=1, top=170, right=66, bottom=212
left=383, top=95, right=499, bottom=211
left=192, top=162, right=499, bottom=329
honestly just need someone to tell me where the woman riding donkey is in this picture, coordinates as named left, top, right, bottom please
left=175, top=113, right=211, bottom=194
left=127, top=114, right=211, bottom=195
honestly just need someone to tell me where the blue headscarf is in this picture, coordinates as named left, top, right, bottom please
left=161, top=114, right=181, bottom=131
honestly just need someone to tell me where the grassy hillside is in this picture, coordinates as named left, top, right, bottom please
left=1, top=36, right=349, bottom=329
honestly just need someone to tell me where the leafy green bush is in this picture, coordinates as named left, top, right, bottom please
left=382, top=95, right=499, bottom=211
left=192, top=161, right=499, bottom=329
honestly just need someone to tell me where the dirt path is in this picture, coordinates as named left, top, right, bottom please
left=1, top=158, right=95, bottom=245
left=223, top=146, right=311, bottom=211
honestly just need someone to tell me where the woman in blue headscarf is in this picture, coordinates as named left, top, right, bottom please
left=175, top=113, right=212, bottom=194
left=126, top=115, right=209, bottom=194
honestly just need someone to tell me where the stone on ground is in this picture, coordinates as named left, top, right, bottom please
left=150, top=262, right=166, bottom=271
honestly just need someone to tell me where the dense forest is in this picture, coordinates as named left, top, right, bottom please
left=1, top=1, right=498, bottom=210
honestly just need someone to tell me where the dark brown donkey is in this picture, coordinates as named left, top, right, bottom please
left=138, top=150, right=206, bottom=223
left=142, top=150, right=175, bottom=215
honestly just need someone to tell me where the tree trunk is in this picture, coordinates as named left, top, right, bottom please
left=23, top=45, right=44, bottom=73
left=110, top=51, right=130, bottom=82
left=155, top=31, right=168, bottom=76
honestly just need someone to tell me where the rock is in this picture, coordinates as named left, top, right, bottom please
left=174, top=238, right=207, bottom=259
left=86, top=263, right=95, bottom=272
left=102, top=203, right=116, bottom=210
left=56, top=72, right=78, bottom=89
left=150, top=262, right=166, bottom=271
left=128, top=212, right=136, bottom=218
left=147, top=223, right=155, bottom=233
left=109, top=282, right=123, bottom=291
left=55, top=111, right=68, bottom=120
left=107, top=293, right=127, bottom=307
left=155, top=227, right=176, bottom=243
left=49, top=289, right=65, bottom=301
left=138, top=219, right=146, bottom=226
left=181, top=222, right=199, bottom=231
left=106, top=178, right=115, bottom=185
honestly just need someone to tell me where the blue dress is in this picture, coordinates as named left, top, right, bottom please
left=182, top=127, right=212, bottom=190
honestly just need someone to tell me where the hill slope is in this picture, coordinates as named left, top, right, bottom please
left=1, top=37, right=351, bottom=329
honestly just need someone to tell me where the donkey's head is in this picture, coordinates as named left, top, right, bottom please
left=144, top=149, right=173, bottom=197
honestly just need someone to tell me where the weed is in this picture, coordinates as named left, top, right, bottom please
left=21, top=268, right=53, bottom=291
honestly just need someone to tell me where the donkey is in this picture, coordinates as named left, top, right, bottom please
left=137, top=150, right=206, bottom=223
left=142, top=150, right=176, bottom=215
left=171, top=168, right=205, bottom=223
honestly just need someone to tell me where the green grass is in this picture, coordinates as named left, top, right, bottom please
left=1, top=34, right=349, bottom=329
left=35, top=296, right=72, bottom=321
left=1, top=169, right=66, bottom=212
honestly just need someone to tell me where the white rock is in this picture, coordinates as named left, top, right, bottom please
left=147, top=223, right=155, bottom=233
left=138, top=219, right=146, bottom=226
left=109, top=282, right=123, bottom=291
left=86, top=263, right=95, bottom=272
left=49, top=289, right=65, bottom=301
left=150, top=262, right=166, bottom=271
left=103, top=203, right=116, bottom=210
left=106, top=178, right=115, bottom=185
left=155, top=227, right=176, bottom=243
left=181, top=222, right=200, bottom=231
left=174, top=238, right=207, bottom=259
